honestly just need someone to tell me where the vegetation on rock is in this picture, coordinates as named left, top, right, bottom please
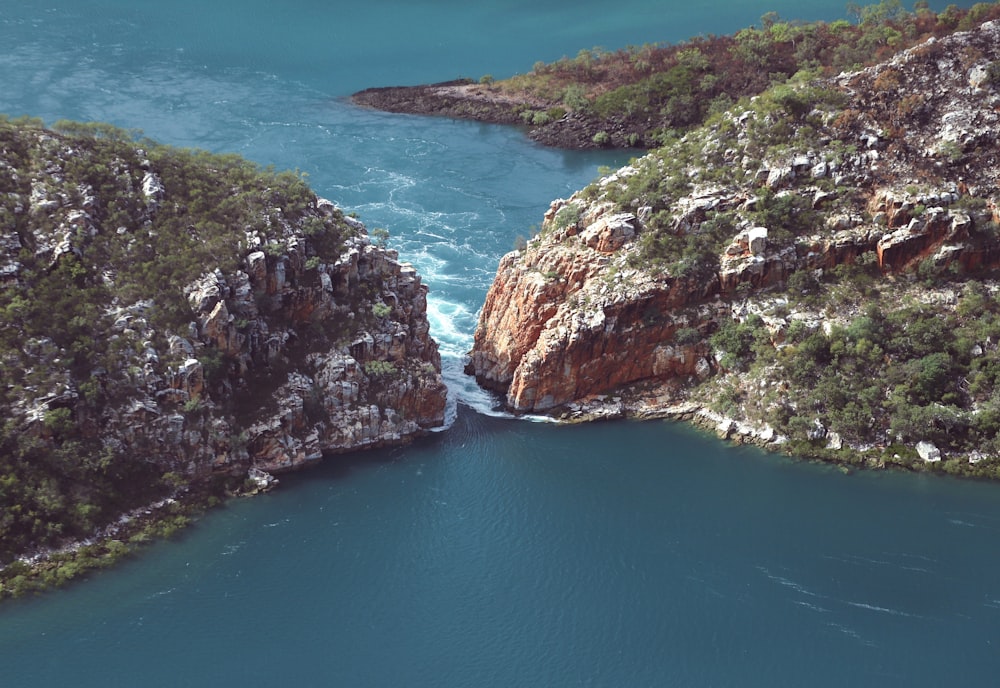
left=353, top=1, right=1000, bottom=149
left=0, top=117, right=445, bottom=594
left=468, top=10, right=1000, bottom=479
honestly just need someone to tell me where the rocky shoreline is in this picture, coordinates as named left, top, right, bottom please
left=465, top=20, right=1000, bottom=477
left=0, top=123, right=449, bottom=597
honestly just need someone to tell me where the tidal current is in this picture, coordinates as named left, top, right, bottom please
left=2, top=2, right=999, bottom=685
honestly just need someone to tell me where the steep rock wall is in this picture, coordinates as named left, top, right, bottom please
left=468, top=21, right=1000, bottom=414
left=92, top=220, right=447, bottom=478
left=2, top=129, right=447, bottom=490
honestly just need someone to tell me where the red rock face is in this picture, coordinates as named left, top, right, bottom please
left=501, top=289, right=716, bottom=411
left=467, top=226, right=723, bottom=412
left=469, top=199, right=1000, bottom=414
left=465, top=252, right=559, bottom=393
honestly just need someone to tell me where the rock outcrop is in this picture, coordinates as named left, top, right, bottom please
left=0, top=122, right=447, bottom=563
left=126, top=228, right=447, bottom=478
left=466, top=207, right=720, bottom=411
left=96, top=222, right=443, bottom=476
left=468, top=20, right=1000, bottom=428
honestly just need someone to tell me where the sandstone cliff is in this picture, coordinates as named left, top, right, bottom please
left=468, top=21, right=1000, bottom=472
left=0, top=122, right=446, bottom=564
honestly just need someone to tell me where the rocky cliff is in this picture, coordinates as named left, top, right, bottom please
left=161, top=219, right=446, bottom=476
left=468, top=21, right=1000, bottom=472
left=0, top=121, right=446, bottom=564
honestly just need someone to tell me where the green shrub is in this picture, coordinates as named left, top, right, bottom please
left=530, top=110, right=552, bottom=126
left=710, top=315, right=767, bottom=371
left=674, top=327, right=702, bottom=346
left=371, top=227, right=390, bottom=248
left=552, top=204, right=582, bottom=231
left=787, top=269, right=820, bottom=296
left=560, top=83, right=590, bottom=110
left=363, top=360, right=397, bottom=377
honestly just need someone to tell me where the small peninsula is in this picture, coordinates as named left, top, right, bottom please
left=466, top=14, right=1000, bottom=477
left=0, top=120, right=446, bottom=595
left=353, top=2, right=1000, bottom=149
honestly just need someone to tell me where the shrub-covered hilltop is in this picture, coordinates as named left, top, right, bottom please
left=467, top=16, right=1000, bottom=477
left=353, top=1, right=1000, bottom=149
left=0, top=118, right=446, bottom=595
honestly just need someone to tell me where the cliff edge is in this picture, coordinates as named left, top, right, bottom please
left=0, top=121, right=446, bottom=568
left=468, top=21, right=1000, bottom=474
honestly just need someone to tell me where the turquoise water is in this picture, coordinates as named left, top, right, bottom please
left=3, top=2, right=1000, bottom=686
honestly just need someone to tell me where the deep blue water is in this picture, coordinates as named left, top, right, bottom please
left=2, top=2, right=999, bottom=686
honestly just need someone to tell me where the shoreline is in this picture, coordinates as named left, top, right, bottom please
left=5, top=379, right=991, bottom=602
left=350, top=80, right=631, bottom=150
left=549, top=390, right=990, bottom=481
left=0, top=468, right=277, bottom=600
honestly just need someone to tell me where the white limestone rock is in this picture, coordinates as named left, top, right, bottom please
left=916, top=441, right=942, bottom=462
left=747, top=227, right=768, bottom=256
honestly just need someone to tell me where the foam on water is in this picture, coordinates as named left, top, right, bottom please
left=425, top=299, right=475, bottom=354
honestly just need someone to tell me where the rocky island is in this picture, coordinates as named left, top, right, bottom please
left=467, top=16, right=1000, bottom=476
left=0, top=120, right=446, bottom=594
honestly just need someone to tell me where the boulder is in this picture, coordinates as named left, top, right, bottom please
left=916, top=441, right=942, bottom=462
left=716, top=418, right=735, bottom=439
left=747, top=227, right=768, bottom=256
left=580, top=213, right=636, bottom=253
left=766, top=165, right=794, bottom=189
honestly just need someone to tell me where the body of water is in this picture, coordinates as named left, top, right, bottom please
left=2, top=1, right=998, bottom=685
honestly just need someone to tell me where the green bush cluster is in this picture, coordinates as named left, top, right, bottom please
left=725, top=285, right=1000, bottom=459
left=551, top=204, right=582, bottom=231
left=363, top=360, right=398, bottom=377
left=710, top=314, right=772, bottom=371
left=746, top=188, right=821, bottom=243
